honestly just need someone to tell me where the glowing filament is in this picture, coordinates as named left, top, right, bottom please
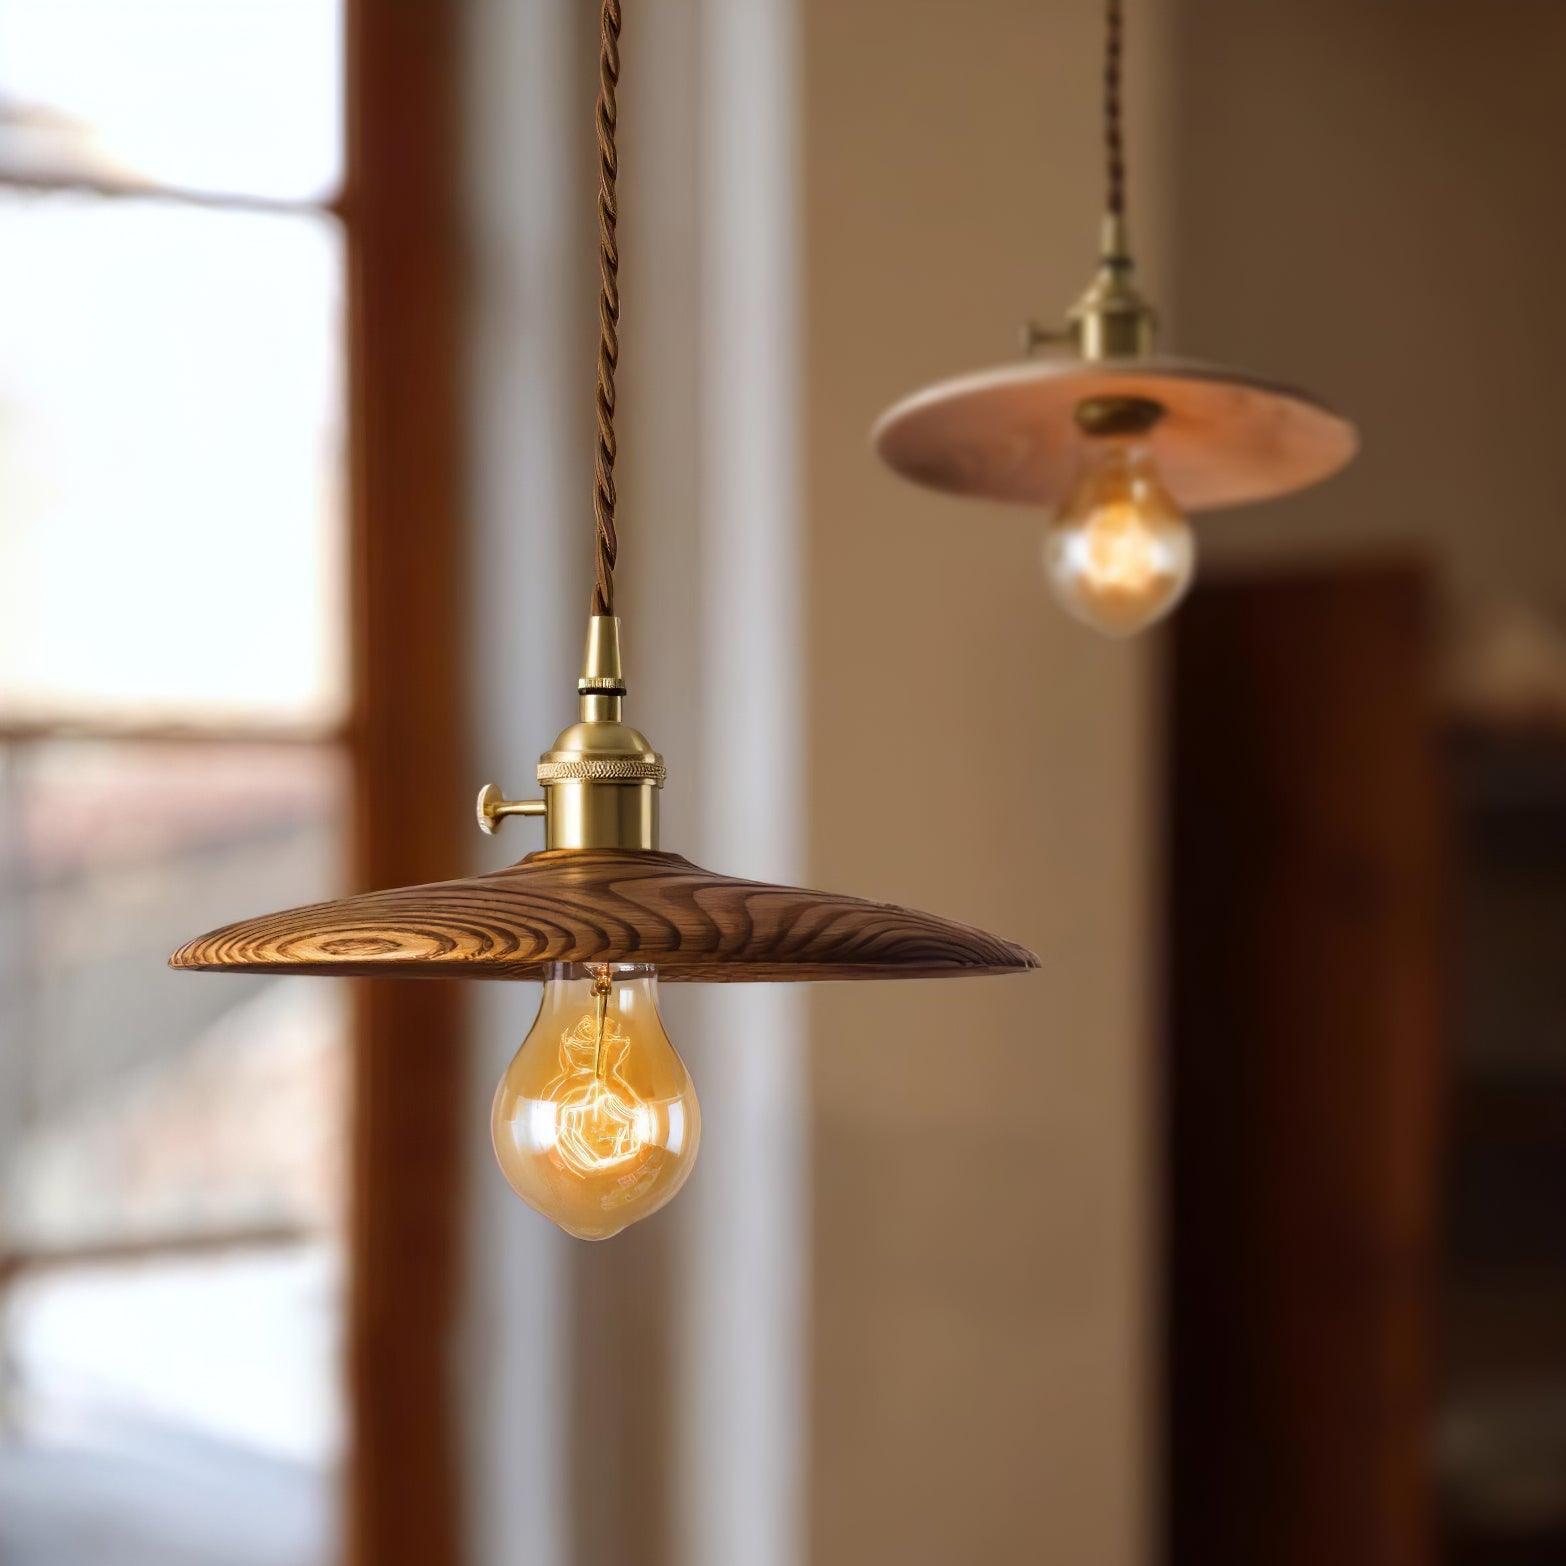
left=545, top=1008, right=650, bottom=1177
left=1078, top=501, right=1165, bottom=593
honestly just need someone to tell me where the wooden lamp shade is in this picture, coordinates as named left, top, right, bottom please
left=873, top=355, right=1358, bottom=513
left=170, top=848, right=1039, bottom=982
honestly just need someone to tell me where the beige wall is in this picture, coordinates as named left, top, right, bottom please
left=464, top=0, right=1173, bottom=1560
left=801, top=2, right=1168, bottom=1560
left=462, top=4, right=1566, bottom=1562
left=1170, top=0, right=1566, bottom=619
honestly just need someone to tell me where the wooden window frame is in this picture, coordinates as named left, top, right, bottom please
left=344, top=3, right=460, bottom=1566
left=343, top=3, right=465, bottom=1564
left=0, top=5, right=468, bottom=1563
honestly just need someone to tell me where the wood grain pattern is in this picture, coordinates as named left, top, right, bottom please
left=170, top=849, right=1039, bottom=981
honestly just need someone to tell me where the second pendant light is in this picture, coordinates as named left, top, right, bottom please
left=873, top=0, right=1359, bottom=638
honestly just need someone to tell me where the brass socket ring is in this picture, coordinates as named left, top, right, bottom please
left=536, top=757, right=667, bottom=786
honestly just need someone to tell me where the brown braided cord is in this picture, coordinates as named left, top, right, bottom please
left=1104, top=0, right=1125, bottom=218
left=592, top=0, right=622, bottom=616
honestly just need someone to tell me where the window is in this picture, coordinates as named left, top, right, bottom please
left=0, top=5, right=351, bottom=1563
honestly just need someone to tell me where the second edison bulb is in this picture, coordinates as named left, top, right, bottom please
left=1045, top=437, right=1194, bottom=637
left=492, top=963, right=700, bottom=1240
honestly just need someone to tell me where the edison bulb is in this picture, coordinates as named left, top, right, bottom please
left=1045, top=440, right=1194, bottom=637
left=491, top=963, right=700, bottom=1240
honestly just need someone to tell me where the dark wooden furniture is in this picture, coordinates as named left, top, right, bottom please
left=1164, top=562, right=1444, bottom=1566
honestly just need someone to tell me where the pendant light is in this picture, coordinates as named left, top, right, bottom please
left=872, top=0, right=1359, bottom=638
left=171, top=0, right=1037, bottom=1243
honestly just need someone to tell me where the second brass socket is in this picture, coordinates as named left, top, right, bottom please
left=1061, top=214, right=1158, bottom=362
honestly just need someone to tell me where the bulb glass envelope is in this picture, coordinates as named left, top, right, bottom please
left=873, top=354, right=1358, bottom=513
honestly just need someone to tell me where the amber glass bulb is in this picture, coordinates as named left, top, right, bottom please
left=491, top=963, right=700, bottom=1240
left=1044, top=440, right=1195, bottom=637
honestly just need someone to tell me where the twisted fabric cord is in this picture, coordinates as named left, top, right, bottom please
left=592, top=0, right=623, bottom=616
left=1105, top=0, right=1125, bottom=219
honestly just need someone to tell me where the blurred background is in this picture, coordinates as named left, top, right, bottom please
left=1, top=2, right=1563, bottom=1565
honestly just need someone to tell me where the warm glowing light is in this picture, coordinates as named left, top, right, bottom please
left=546, top=1010, right=650, bottom=1178
left=491, top=964, right=700, bottom=1240
left=1044, top=441, right=1194, bottom=637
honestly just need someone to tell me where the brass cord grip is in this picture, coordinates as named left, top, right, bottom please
left=475, top=615, right=665, bottom=852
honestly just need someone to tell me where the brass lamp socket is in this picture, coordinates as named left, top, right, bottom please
left=477, top=615, right=666, bottom=852
left=1028, top=213, right=1157, bottom=363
